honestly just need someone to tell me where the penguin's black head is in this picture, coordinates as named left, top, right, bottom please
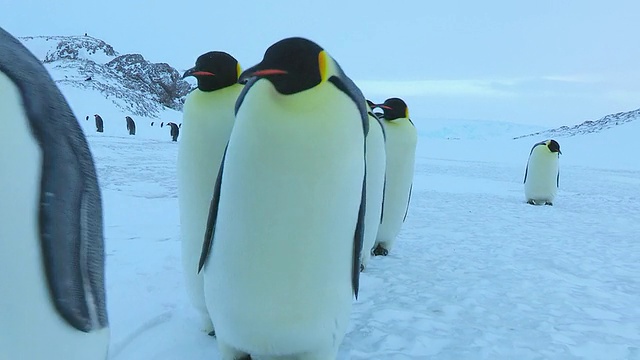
left=547, top=139, right=561, bottom=154
left=238, top=37, right=328, bottom=95
left=377, top=97, right=410, bottom=121
left=182, top=51, right=241, bottom=92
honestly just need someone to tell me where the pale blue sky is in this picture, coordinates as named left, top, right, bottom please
left=1, top=0, right=638, bottom=126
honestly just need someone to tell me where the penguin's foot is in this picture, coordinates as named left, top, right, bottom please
left=218, top=341, right=251, bottom=360
left=526, top=200, right=536, bottom=205
left=360, top=263, right=365, bottom=272
left=208, top=330, right=216, bottom=337
left=545, top=202, right=553, bottom=206
left=373, top=244, right=389, bottom=256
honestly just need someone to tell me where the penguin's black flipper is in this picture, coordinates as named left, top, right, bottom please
left=0, top=27, right=107, bottom=332
left=325, top=62, right=369, bottom=300
left=351, top=175, right=366, bottom=299
left=198, top=145, right=228, bottom=273
left=380, top=176, right=386, bottom=224
left=403, top=183, right=412, bottom=222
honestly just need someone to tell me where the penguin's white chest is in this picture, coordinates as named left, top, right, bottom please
left=375, top=119, right=417, bottom=250
left=361, top=116, right=386, bottom=266
left=177, top=85, right=241, bottom=324
left=203, top=80, right=364, bottom=355
left=0, top=72, right=109, bottom=359
left=524, top=149, right=559, bottom=203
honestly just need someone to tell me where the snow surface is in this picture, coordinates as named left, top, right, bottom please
left=43, top=63, right=640, bottom=359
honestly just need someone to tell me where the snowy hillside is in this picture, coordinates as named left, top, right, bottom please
left=19, top=35, right=192, bottom=119
left=515, top=107, right=640, bottom=139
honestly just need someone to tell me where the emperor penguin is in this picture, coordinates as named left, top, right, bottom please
left=125, top=115, right=136, bottom=135
left=94, top=114, right=104, bottom=133
left=373, top=97, right=417, bottom=257
left=198, top=37, right=368, bottom=360
left=0, top=27, right=109, bottom=359
left=167, top=121, right=180, bottom=142
left=177, top=51, right=243, bottom=333
left=524, top=139, right=561, bottom=205
left=360, top=99, right=386, bottom=271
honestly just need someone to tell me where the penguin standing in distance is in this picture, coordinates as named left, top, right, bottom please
left=199, top=37, right=367, bottom=360
left=94, top=114, right=104, bottom=132
left=150, top=121, right=154, bottom=126
left=373, top=97, right=417, bottom=257
left=177, top=51, right=244, bottom=334
left=125, top=115, right=136, bottom=135
left=85, top=115, right=89, bottom=121
left=524, top=139, right=561, bottom=205
left=160, top=121, right=164, bottom=128
left=0, top=27, right=109, bottom=359
left=360, top=99, right=387, bottom=271
left=167, top=122, right=179, bottom=142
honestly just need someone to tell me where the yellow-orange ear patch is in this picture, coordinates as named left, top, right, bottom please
left=405, top=107, right=410, bottom=119
left=236, top=62, right=243, bottom=80
left=318, top=50, right=328, bottom=82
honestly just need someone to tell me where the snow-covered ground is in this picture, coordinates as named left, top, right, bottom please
left=51, top=83, right=640, bottom=360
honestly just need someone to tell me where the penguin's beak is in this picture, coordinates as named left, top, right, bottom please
left=377, top=104, right=393, bottom=110
left=238, top=66, right=288, bottom=84
left=182, top=67, right=215, bottom=79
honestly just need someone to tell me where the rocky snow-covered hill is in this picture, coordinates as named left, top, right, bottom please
left=19, top=35, right=192, bottom=118
left=514, top=107, right=640, bottom=139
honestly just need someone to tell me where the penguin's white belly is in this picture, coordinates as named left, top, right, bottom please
left=177, top=88, right=238, bottom=324
left=361, top=117, right=386, bottom=267
left=204, top=81, right=363, bottom=355
left=376, top=121, right=417, bottom=250
left=0, top=73, right=109, bottom=359
left=525, top=155, right=559, bottom=202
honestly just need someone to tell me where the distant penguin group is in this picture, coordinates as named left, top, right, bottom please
left=86, top=114, right=184, bottom=140
left=0, top=26, right=109, bottom=360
